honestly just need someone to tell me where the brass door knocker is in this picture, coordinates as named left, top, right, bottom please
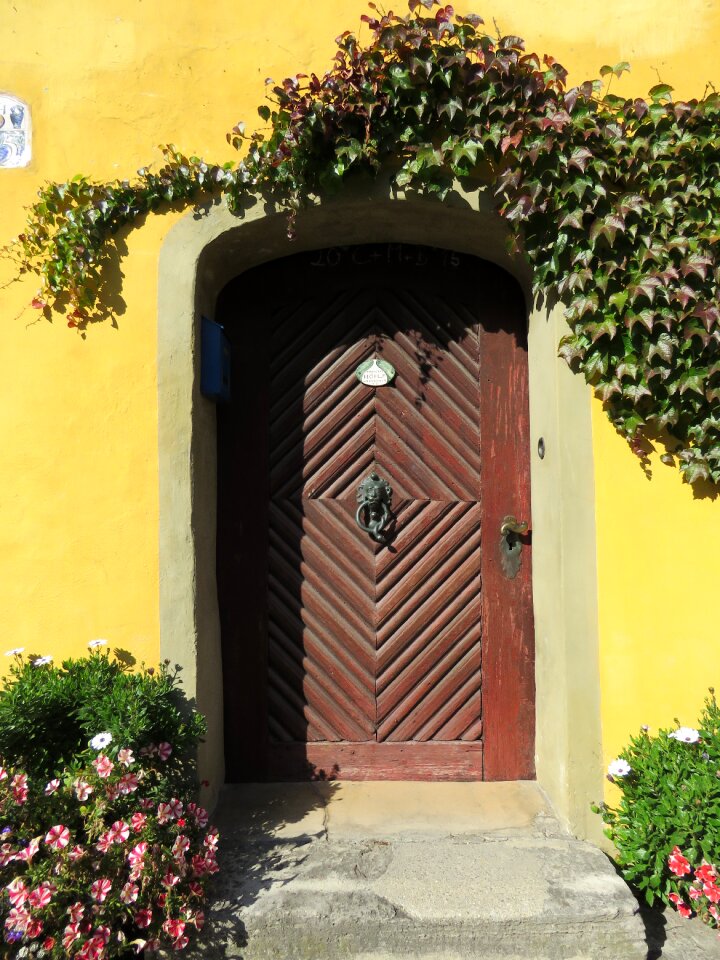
left=356, top=472, right=393, bottom=542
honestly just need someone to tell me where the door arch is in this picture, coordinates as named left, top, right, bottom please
left=216, top=243, right=534, bottom=782
left=157, top=181, right=604, bottom=839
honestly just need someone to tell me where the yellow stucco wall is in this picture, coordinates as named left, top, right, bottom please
left=1, top=0, right=719, bottom=798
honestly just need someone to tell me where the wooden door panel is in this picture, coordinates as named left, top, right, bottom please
left=376, top=503, right=481, bottom=667
left=218, top=245, right=534, bottom=783
left=374, top=297, right=481, bottom=502
left=267, top=499, right=376, bottom=745
left=376, top=501, right=482, bottom=743
left=267, top=741, right=483, bottom=781
left=270, top=383, right=374, bottom=499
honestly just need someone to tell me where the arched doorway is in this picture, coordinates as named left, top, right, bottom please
left=215, top=243, right=534, bottom=782
left=157, top=182, right=604, bottom=839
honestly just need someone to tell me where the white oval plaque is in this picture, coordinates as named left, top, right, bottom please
left=356, top=358, right=395, bottom=387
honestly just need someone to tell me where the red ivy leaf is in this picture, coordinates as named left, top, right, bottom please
left=500, top=131, right=522, bottom=154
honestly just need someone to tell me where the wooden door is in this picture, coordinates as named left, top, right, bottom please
left=217, top=244, right=534, bottom=782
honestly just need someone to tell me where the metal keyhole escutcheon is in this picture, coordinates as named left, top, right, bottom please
left=356, top=472, right=393, bottom=543
left=500, top=515, right=528, bottom=579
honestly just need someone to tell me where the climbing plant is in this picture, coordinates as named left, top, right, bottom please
left=4, top=0, right=720, bottom=484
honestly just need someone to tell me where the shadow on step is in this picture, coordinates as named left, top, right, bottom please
left=198, top=782, right=340, bottom=957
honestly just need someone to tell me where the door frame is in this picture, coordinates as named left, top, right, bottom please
left=157, top=176, right=605, bottom=842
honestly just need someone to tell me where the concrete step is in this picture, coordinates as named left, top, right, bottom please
left=197, top=783, right=647, bottom=960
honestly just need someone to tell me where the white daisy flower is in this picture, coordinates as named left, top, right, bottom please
left=668, top=727, right=700, bottom=744
left=32, top=656, right=52, bottom=666
left=608, top=758, right=632, bottom=777
left=4, top=648, right=24, bottom=657
left=90, top=731, right=113, bottom=751
left=87, top=639, right=108, bottom=649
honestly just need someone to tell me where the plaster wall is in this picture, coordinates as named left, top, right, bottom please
left=0, top=0, right=719, bottom=826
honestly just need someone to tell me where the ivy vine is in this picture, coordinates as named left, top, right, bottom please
left=4, top=0, right=720, bottom=484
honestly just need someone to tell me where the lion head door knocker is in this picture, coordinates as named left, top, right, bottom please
left=356, top=472, right=393, bottom=543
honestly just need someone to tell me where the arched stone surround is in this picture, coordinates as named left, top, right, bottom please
left=158, top=177, right=604, bottom=842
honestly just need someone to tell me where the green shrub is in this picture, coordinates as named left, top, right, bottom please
left=0, top=648, right=217, bottom=956
left=0, top=649, right=205, bottom=788
left=594, top=690, right=720, bottom=908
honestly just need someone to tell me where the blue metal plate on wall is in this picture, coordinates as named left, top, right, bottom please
left=200, top=316, right=231, bottom=403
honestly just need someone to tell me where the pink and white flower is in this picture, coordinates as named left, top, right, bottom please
left=131, top=812, right=147, bottom=832
left=95, top=832, right=112, bottom=854
left=74, top=779, right=94, bottom=801
left=173, top=834, right=191, bottom=859
left=668, top=846, right=692, bottom=877
left=67, top=902, right=85, bottom=923
left=108, top=820, right=130, bottom=844
left=45, top=824, right=70, bottom=850
left=163, top=918, right=186, bottom=939
left=68, top=845, right=85, bottom=863
left=77, top=933, right=107, bottom=959
left=120, top=882, right=139, bottom=904
left=119, top=772, right=139, bottom=794
left=26, top=917, right=43, bottom=939
left=6, top=878, right=28, bottom=907
left=62, top=922, right=81, bottom=950
left=90, top=878, right=112, bottom=903
left=105, top=781, right=121, bottom=801
left=44, top=778, right=61, bottom=795
left=157, top=742, right=172, bottom=761
left=28, top=882, right=56, bottom=909
left=118, top=747, right=135, bottom=767
left=703, top=880, right=720, bottom=903
left=15, top=836, right=40, bottom=863
left=5, top=906, right=31, bottom=933
left=128, top=841, right=148, bottom=867
left=92, top=754, right=114, bottom=778
left=188, top=802, right=209, bottom=827
left=11, top=773, right=28, bottom=804
left=0, top=844, right=15, bottom=867
left=696, top=861, right=717, bottom=884
left=135, top=908, right=153, bottom=929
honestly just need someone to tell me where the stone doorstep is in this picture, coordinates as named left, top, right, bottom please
left=190, top=781, right=650, bottom=959
left=216, top=780, right=566, bottom=842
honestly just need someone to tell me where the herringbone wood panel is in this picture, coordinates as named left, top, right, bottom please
left=267, top=281, right=483, bottom=753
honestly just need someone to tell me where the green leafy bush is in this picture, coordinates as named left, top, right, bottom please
left=594, top=691, right=720, bottom=909
left=0, top=649, right=205, bottom=788
left=0, top=648, right=217, bottom=956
